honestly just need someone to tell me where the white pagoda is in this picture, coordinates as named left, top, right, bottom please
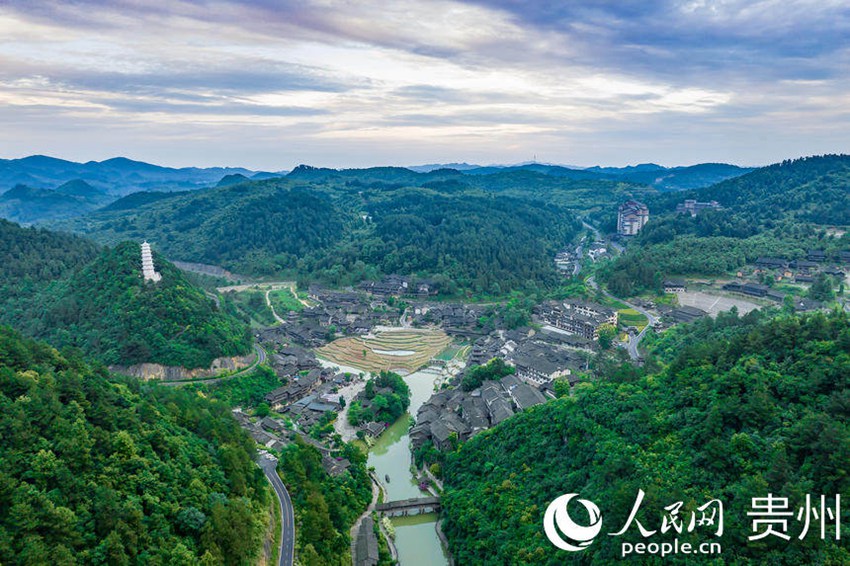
left=140, top=241, right=162, bottom=282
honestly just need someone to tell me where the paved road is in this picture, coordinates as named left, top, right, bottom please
left=265, top=289, right=288, bottom=324
left=581, top=220, right=601, bottom=241
left=587, top=275, right=658, bottom=361
left=259, top=453, right=295, bottom=566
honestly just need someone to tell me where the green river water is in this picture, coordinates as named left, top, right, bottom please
left=367, top=368, right=450, bottom=566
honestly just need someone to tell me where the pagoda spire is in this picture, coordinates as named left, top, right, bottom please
left=140, top=241, right=162, bottom=282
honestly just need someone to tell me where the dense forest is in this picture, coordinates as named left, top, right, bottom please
left=599, top=155, right=850, bottom=295
left=0, top=326, right=270, bottom=564
left=441, top=310, right=850, bottom=564
left=276, top=437, right=372, bottom=566
left=0, top=219, right=100, bottom=315
left=2, top=238, right=251, bottom=368
left=52, top=174, right=585, bottom=294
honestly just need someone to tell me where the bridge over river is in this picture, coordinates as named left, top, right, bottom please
left=376, top=496, right=441, bottom=517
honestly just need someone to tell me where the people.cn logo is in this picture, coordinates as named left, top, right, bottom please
left=543, top=494, right=603, bottom=552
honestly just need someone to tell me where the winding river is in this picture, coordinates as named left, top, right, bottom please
left=367, top=367, right=449, bottom=566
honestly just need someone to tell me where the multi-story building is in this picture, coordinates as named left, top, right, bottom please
left=617, top=200, right=649, bottom=236
left=675, top=199, right=721, bottom=217
left=537, top=300, right=617, bottom=340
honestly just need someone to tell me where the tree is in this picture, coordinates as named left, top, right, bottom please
left=255, top=402, right=271, bottom=418
left=461, top=358, right=516, bottom=391
left=597, top=323, right=617, bottom=349
left=808, top=273, right=835, bottom=302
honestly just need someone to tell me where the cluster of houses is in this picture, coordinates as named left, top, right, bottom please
left=263, top=366, right=352, bottom=430
left=358, top=275, right=438, bottom=298
left=752, top=254, right=847, bottom=283
left=554, top=247, right=580, bottom=275
left=720, top=281, right=824, bottom=312
left=408, top=303, right=491, bottom=338
left=234, top=409, right=353, bottom=478
left=259, top=288, right=398, bottom=348
left=586, top=241, right=610, bottom=262
left=410, top=374, right=549, bottom=451
left=233, top=408, right=290, bottom=452
left=535, top=299, right=619, bottom=341
left=509, top=340, right=586, bottom=386
left=347, top=379, right=410, bottom=440
left=466, top=328, right=590, bottom=383
left=253, top=340, right=362, bottom=439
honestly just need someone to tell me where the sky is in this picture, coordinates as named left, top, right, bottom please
left=0, top=0, right=849, bottom=170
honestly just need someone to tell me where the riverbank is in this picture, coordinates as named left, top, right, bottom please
left=366, top=366, right=450, bottom=565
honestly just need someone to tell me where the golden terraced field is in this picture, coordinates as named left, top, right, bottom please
left=317, top=328, right=452, bottom=374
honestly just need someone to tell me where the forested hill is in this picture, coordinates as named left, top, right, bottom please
left=599, top=155, right=850, bottom=295
left=0, top=219, right=100, bottom=312
left=0, top=326, right=269, bottom=564
left=2, top=239, right=251, bottom=368
left=52, top=176, right=588, bottom=294
left=653, top=154, right=850, bottom=225
left=441, top=310, right=850, bottom=564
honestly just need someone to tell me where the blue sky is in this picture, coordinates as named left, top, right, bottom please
left=0, top=1, right=848, bottom=170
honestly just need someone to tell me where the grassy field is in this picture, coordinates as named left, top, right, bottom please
left=225, top=290, right=277, bottom=327
left=618, top=308, right=648, bottom=330
left=597, top=294, right=649, bottom=330
left=317, top=328, right=452, bottom=373
left=268, top=288, right=304, bottom=313
left=434, top=342, right=469, bottom=362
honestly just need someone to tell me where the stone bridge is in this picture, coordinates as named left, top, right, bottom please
left=375, top=496, right=441, bottom=517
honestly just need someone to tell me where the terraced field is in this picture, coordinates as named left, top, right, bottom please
left=317, top=328, right=452, bottom=374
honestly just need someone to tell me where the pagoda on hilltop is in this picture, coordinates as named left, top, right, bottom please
left=141, top=241, right=162, bottom=282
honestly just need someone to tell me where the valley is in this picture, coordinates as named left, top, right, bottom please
left=4, top=2, right=850, bottom=564
left=2, top=154, right=850, bottom=566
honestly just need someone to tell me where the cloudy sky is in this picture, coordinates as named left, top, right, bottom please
left=1, top=1, right=849, bottom=170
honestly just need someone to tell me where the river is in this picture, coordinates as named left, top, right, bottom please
left=367, top=367, right=449, bottom=566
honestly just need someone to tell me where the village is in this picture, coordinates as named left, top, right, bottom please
left=231, top=197, right=850, bottom=476
left=236, top=280, right=615, bottom=460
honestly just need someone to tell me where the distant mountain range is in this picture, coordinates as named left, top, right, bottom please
left=0, top=154, right=752, bottom=225
left=0, top=180, right=112, bottom=224
left=0, top=155, right=282, bottom=197
left=410, top=161, right=753, bottom=190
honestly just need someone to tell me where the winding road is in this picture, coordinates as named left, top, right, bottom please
left=259, top=453, right=295, bottom=566
left=586, top=275, right=658, bottom=361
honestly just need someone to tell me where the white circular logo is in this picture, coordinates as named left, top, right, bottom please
left=543, top=493, right=602, bottom=552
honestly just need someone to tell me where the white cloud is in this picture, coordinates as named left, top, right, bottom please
left=0, top=0, right=847, bottom=168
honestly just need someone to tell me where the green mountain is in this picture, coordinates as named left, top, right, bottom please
left=441, top=310, right=850, bottom=564
left=0, top=154, right=264, bottom=196
left=216, top=173, right=251, bottom=187
left=31, top=242, right=252, bottom=367
left=600, top=155, right=850, bottom=295
left=0, top=219, right=100, bottom=313
left=0, top=222, right=251, bottom=368
left=54, top=179, right=109, bottom=201
left=589, top=162, right=753, bottom=191
left=0, top=325, right=269, bottom=564
left=680, top=154, right=850, bottom=225
left=0, top=184, right=100, bottom=224
left=51, top=175, right=587, bottom=294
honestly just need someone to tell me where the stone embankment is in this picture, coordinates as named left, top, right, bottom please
left=110, top=353, right=255, bottom=380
